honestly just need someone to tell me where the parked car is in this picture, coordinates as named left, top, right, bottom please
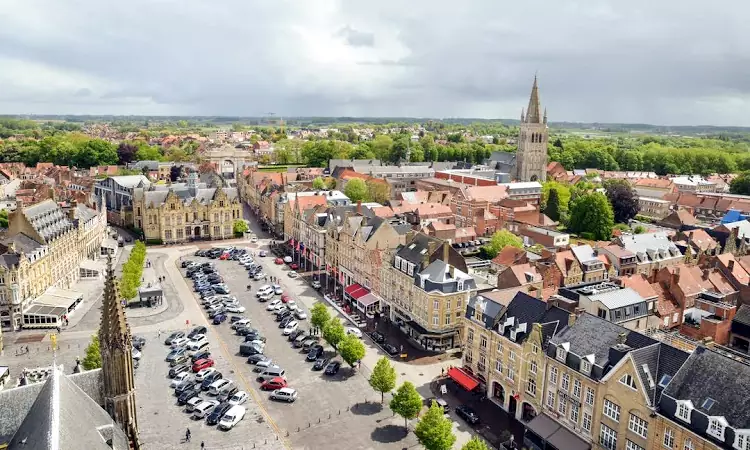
left=312, top=358, right=329, bottom=371
left=165, top=331, right=186, bottom=345
left=170, top=353, right=190, bottom=367
left=169, top=364, right=191, bottom=379
left=200, top=371, right=223, bottom=391
left=225, top=305, right=246, bottom=314
left=208, top=379, right=233, bottom=396
left=345, top=327, right=362, bottom=338
left=206, top=402, right=233, bottom=425
left=311, top=280, right=321, bottom=289
left=217, top=385, right=240, bottom=403
left=218, top=405, right=246, bottom=430
left=175, top=380, right=197, bottom=395
left=272, top=284, right=283, bottom=295
left=185, top=395, right=206, bottom=413
left=232, top=319, right=251, bottom=330
left=302, top=337, right=319, bottom=350
left=276, top=310, right=292, bottom=322
left=243, top=331, right=265, bottom=342
left=254, top=360, right=276, bottom=373
left=195, top=367, right=217, bottom=382
left=383, top=343, right=399, bottom=356
left=324, top=361, right=341, bottom=375
left=246, top=353, right=270, bottom=365
left=171, top=372, right=192, bottom=387
left=239, top=342, right=264, bottom=356
left=228, top=391, right=249, bottom=406
left=294, top=309, right=308, bottom=320
left=258, top=292, right=274, bottom=302
left=191, top=350, right=211, bottom=363
left=270, top=388, right=298, bottom=403
left=274, top=257, right=284, bottom=265
left=188, top=326, right=208, bottom=339
left=424, top=397, right=451, bottom=414
left=288, top=271, right=298, bottom=278
left=132, top=335, right=146, bottom=350
left=208, top=307, right=226, bottom=319
left=283, top=256, right=293, bottom=263
left=236, top=326, right=258, bottom=336
left=259, top=250, right=267, bottom=257
left=192, top=358, right=215, bottom=372
left=260, top=377, right=287, bottom=391
left=213, top=284, right=231, bottom=294
left=289, top=263, right=299, bottom=270
left=229, top=315, right=245, bottom=323
left=191, top=399, right=220, bottom=419
left=213, top=313, right=228, bottom=324
left=307, top=344, right=324, bottom=361
left=256, top=285, right=273, bottom=297
left=177, top=387, right=201, bottom=406
left=369, top=331, right=385, bottom=344
left=455, top=405, right=480, bottom=425
left=253, top=272, right=267, bottom=281
left=288, top=329, right=305, bottom=341
left=280, top=317, right=296, bottom=329
left=166, top=347, right=187, bottom=363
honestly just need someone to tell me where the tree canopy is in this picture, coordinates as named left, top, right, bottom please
left=605, top=180, right=640, bottom=223
left=482, top=229, right=523, bottom=259
left=415, top=401, right=456, bottom=450
left=544, top=188, right=562, bottom=222
left=312, top=177, right=327, bottom=190
left=389, top=382, right=423, bottom=429
left=310, top=303, right=331, bottom=334
left=344, top=178, right=369, bottom=202
left=369, top=356, right=397, bottom=403
left=338, top=334, right=366, bottom=367
left=119, top=241, right=146, bottom=301
left=233, top=219, right=249, bottom=236
left=568, top=192, right=615, bottom=241
left=461, top=437, right=491, bottom=450
left=322, top=319, right=346, bottom=350
left=82, top=334, right=102, bottom=370
left=731, top=172, right=750, bottom=195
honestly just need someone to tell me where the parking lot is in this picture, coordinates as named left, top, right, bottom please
left=180, top=249, right=420, bottom=450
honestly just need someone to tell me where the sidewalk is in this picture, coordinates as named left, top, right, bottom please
left=125, top=256, right=168, bottom=318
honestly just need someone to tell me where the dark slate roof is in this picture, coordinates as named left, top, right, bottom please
left=664, top=347, right=750, bottom=430
left=498, top=292, right=570, bottom=343
left=466, top=294, right=505, bottom=330
left=2, top=233, right=43, bottom=255
left=396, top=233, right=439, bottom=265
left=630, top=342, right=690, bottom=407
left=731, top=304, right=750, bottom=338
left=23, top=200, right=75, bottom=242
left=8, top=368, right=127, bottom=450
left=540, top=321, right=562, bottom=349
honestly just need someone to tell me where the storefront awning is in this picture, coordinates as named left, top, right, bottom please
left=344, top=283, right=369, bottom=299
left=447, top=367, right=479, bottom=391
left=356, top=293, right=381, bottom=312
left=525, top=414, right=591, bottom=450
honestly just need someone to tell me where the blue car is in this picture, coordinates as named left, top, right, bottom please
left=213, top=313, right=227, bottom=324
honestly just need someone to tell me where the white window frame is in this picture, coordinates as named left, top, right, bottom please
left=580, top=359, right=592, bottom=375
left=707, top=417, right=728, bottom=441
left=570, top=404, right=579, bottom=424
left=561, top=373, right=570, bottom=391
left=572, top=378, right=581, bottom=398
left=529, top=360, right=537, bottom=375
left=557, top=396, right=567, bottom=415
left=684, top=438, right=695, bottom=450
left=549, top=366, right=558, bottom=385
left=628, top=413, right=648, bottom=439
left=663, top=427, right=675, bottom=449
left=600, top=423, right=618, bottom=450
left=556, top=346, right=566, bottom=361
left=676, top=400, right=693, bottom=423
left=620, top=374, right=637, bottom=390
left=603, top=399, right=621, bottom=422
left=585, top=387, right=595, bottom=406
left=582, top=411, right=592, bottom=433
left=546, top=391, right=555, bottom=409
left=626, top=440, right=645, bottom=450
left=735, top=432, right=750, bottom=450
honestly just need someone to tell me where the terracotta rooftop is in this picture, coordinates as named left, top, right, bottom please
left=620, top=274, right=658, bottom=299
left=718, top=254, right=750, bottom=285
left=634, top=178, right=673, bottom=188
left=491, top=246, right=527, bottom=267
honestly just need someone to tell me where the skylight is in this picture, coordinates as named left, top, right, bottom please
left=408, top=244, right=416, bottom=250
left=701, top=398, right=716, bottom=411
left=420, top=249, right=428, bottom=255
left=658, top=374, right=672, bottom=387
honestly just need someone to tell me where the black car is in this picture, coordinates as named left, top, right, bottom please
left=132, top=335, right=146, bottom=350
left=313, top=358, right=329, bottom=371
left=288, top=329, right=305, bottom=341
left=206, top=402, right=232, bottom=425
left=181, top=260, right=194, bottom=268
left=206, top=275, right=223, bottom=283
left=202, top=266, right=216, bottom=274
left=188, top=326, right=207, bottom=339
left=175, top=381, right=197, bottom=395
left=383, top=343, right=399, bottom=356
left=177, top=388, right=201, bottom=405
left=229, top=315, right=244, bottom=323
left=324, top=361, right=341, bottom=375
left=279, top=316, right=294, bottom=328
left=200, top=262, right=213, bottom=268
left=208, top=307, right=225, bottom=319
left=236, top=326, right=258, bottom=336
left=275, top=310, right=292, bottom=322
left=200, top=371, right=223, bottom=390
left=191, top=350, right=211, bottom=363
left=168, top=364, right=191, bottom=378
left=217, top=386, right=239, bottom=403
left=307, top=344, right=324, bottom=361
left=370, top=331, right=385, bottom=344
left=247, top=354, right=270, bottom=365
left=455, top=405, right=480, bottom=425
left=213, top=314, right=227, bottom=325
left=165, top=331, right=185, bottom=345
left=243, top=333, right=266, bottom=342
left=194, top=250, right=205, bottom=256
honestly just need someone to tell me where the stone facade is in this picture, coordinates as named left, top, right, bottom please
left=514, top=76, right=548, bottom=183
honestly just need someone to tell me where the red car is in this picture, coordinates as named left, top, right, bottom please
left=192, top=358, right=215, bottom=372
left=219, top=252, right=230, bottom=260
left=281, top=294, right=292, bottom=303
left=290, top=263, right=299, bottom=270
left=260, top=377, right=287, bottom=391
left=274, top=258, right=284, bottom=265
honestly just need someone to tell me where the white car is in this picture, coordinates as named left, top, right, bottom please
left=250, top=236, right=258, bottom=243
left=272, top=284, right=283, bottom=295
left=294, top=309, right=308, bottom=320
left=258, top=291, right=274, bottom=302
left=185, top=396, right=205, bottom=412
left=254, top=272, right=267, bottom=281
left=272, top=303, right=286, bottom=313
left=232, top=318, right=251, bottom=330
left=283, top=256, right=293, bottom=263
left=311, top=280, right=321, bottom=289
left=286, top=300, right=297, bottom=309
left=228, top=390, right=250, bottom=406
left=192, top=399, right=220, bottom=419
left=287, top=271, right=298, bottom=279
left=247, top=339, right=266, bottom=349
left=218, top=405, right=246, bottom=430
left=283, top=321, right=299, bottom=335
left=171, top=372, right=191, bottom=387
left=270, top=388, right=298, bottom=403
left=170, top=337, right=189, bottom=348
left=256, top=285, right=273, bottom=297
left=266, top=299, right=281, bottom=311
left=131, top=347, right=142, bottom=360
left=194, top=367, right=217, bottom=382
left=346, top=327, right=363, bottom=338
left=225, top=305, right=246, bottom=313
left=189, top=334, right=207, bottom=344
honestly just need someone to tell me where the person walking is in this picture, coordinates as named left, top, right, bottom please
left=185, top=428, right=191, bottom=442
left=201, top=442, right=205, bottom=450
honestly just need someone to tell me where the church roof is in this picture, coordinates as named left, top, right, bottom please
left=100, top=256, right=130, bottom=350
left=525, top=75, right=543, bottom=124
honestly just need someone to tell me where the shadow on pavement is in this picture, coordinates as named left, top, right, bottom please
left=370, top=424, right=408, bottom=443
left=351, top=401, right=384, bottom=416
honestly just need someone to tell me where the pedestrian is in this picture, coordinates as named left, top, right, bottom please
left=201, top=442, right=205, bottom=450
left=185, top=428, right=191, bottom=442
left=158, top=329, right=161, bottom=339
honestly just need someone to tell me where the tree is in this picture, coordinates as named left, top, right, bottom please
left=462, top=437, right=491, bottom=450
left=605, top=181, right=640, bottom=223
left=310, top=303, right=331, bottom=334
left=731, top=172, right=750, bottom=195
left=322, top=319, right=346, bottom=350
left=82, top=334, right=102, bottom=370
left=389, top=381, right=423, bottom=429
left=568, top=193, right=615, bottom=241
left=233, top=219, right=249, bottom=236
left=366, top=180, right=390, bottom=204
left=338, top=334, right=366, bottom=368
left=116, top=142, right=137, bottom=165
left=544, top=188, right=561, bottom=222
left=312, top=177, right=327, bottom=190
left=541, top=181, right=571, bottom=213
left=344, top=178, right=369, bottom=202
left=634, top=224, right=647, bottom=234
left=169, top=165, right=182, bottom=182
left=482, top=229, right=523, bottom=259
left=369, top=356, right=397, bottom=403
left=415, top=401, right=456, bottom=450
left=0, top=209, right=7, bottom=228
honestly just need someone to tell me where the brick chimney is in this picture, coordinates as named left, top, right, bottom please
left=442, top=240, right=450, bottom=262
left=356, top=200, right=362, bottom=215
left=702, top=268, right=710, bottom=280
left=729, top=260, right=735, bottom=271
left=672, top=267, right=681, bottom=285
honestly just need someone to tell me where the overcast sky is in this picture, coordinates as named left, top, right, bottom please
left=1, top=0, right=748, bottom=126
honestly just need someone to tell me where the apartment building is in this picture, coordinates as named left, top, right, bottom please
left=638, top=196, right=671, bottom=220
left=614, top=232, right=684, bottom=280
left=94, top=175, right=151, bottom=211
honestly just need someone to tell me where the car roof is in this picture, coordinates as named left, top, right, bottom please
left=268, top=377, right=285, bottom=383
left=278, top=388, right=295, bottom=394
left=225, top=405, right=245, bottom=415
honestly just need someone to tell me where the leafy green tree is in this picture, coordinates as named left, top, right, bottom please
left=462, top=437, right=491, bottom=450
left=310, top=303, right=331, bottom=334
left=731, top=172, right=750, bottom=195
left=371, top=135, right=394, bottom=161
left=482, top=229, right=523, bottom=259
left=344, top=178, right=369, bottom=202
left=322, top=319, right=346, bottom=350
left=541, top=181, right=571, bottom=213
left=366, top=180, right=390, bottom=204
left=82, top=334, right=102, bottom=370
left=390, top=381, right=423, bottom=429
left=544, top=188, right=561, bottom=222
left=634, top=224, right=646, bottom=234
left=415, top=401, right=456, bottom=450
left=369, top=356, right=397, bottom=403
left=312, top=177, right=327, bottom=190
left=568, top=193, right=615, bottom=241
left=338, top=334, right=366, bottom=367
left=0, top=209, right=7, bottom=228
left=233, top=219, right=249, bottom=236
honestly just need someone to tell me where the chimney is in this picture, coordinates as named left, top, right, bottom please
left=702, top=268, right=710, bottom=280
left=729, top=260, right=735, bottom=271
left=673, top=267, right=680, bottom=285
left=689, top=231, right=694, bottom=240
left=356, top=200, right=362, bottom=215
left=442, top=240, right=450, bottom=262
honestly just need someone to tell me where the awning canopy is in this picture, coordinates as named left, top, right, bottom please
left=80, top=260, right=102, bottom=271
left=344, top=283, right=369, bottom=299
left=356, top=293, right=381, bottom=312
left=447, top=367, right=479, bottom=391
left=525, top=413, right=591, bottom=450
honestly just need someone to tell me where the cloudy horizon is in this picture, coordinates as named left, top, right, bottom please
left=1, top=0, right=748, bottom=126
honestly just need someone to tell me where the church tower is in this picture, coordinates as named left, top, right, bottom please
left=514, top=76, right=548, bottom=182
left=99, top=255, right=141, bottom=449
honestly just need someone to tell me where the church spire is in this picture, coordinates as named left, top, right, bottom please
left=99, top=255, right=141, bottom=449
left=525, top=75, right=542, bottom=124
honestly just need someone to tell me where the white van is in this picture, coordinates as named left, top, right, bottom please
left=218, top=405, right=246, bottom=430
left=208, top=379, right=232, bottom=396
left=187, top=340, right=209, bottom=356
left=257, top=367, right=285, bottom=382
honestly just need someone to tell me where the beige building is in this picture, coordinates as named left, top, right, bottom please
left=380, top=235, right=475, bottom=351
left=638, top=196, right=671, bottom=220
left=132, top=173, right=241, bottom=244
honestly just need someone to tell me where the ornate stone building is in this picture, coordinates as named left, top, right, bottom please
left=132, top=172, right=242, bottom=244
left=514, top=76, right=549, bottom=182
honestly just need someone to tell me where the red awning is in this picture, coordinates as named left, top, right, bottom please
left=344, top=284, right=369, bottom=299
left=447, top=367, right=479, bottom=391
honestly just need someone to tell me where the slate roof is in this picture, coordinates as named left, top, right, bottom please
left=664, top=347, right=750, bottom=430
left=396, top=233, right=438, bottom=265
left=588, top=287, right=646, bottom=310
left=498, top=292, right=570, bottom=343
left=2, top=232, right=43, bottom=255
left=23, top=200, right=75, bottom=243
left=466, top=294, right=505, bottom=330
left=630, top=342, right=690, bottom=407
left=138, top=186, right=238, bottom=207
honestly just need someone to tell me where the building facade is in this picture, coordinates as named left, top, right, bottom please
left=514, top=76, right=548, bottom=183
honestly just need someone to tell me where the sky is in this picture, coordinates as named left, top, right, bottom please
left=0, top=0, right=748, bottom=126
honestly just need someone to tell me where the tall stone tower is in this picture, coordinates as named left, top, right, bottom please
left=99, top=255, right=141, bottom=449
left=514, top=76, right=548, bottom=182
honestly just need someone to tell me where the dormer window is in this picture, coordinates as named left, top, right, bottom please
left=707, top=417, right=728, bottom=441
left=675, top=400, right=693, bottom=423
left=734, top=431, right=750, bottom=450
left=619, top=374, right=636, bottom=390
left=556, top=343, right=569, bottom=362
left=580, top=359, right=592, bottom=375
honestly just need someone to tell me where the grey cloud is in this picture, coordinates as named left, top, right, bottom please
left=0, top=0, right=748, bottom=125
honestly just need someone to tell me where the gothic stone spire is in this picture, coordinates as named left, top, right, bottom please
left=525, top=75, right=542, bottom=124
left=99, top=254, right=141, bottom=449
